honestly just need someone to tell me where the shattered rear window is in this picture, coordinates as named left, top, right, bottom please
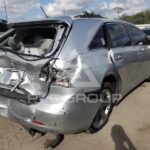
left=0, top=23, right=67, bottom=59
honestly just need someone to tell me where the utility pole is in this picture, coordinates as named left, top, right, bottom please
left=4, top=0, right=8, bottom=21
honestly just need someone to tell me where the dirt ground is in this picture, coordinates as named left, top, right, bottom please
left=0, top=82, right=150, bottom=150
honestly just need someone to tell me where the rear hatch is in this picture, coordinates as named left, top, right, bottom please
left=0, top=17, right=72, bottom=104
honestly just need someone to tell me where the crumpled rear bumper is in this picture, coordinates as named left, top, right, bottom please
left=0, top=87, right=100, bottom=134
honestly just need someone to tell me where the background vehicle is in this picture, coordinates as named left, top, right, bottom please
left=136, top=24, right=150, bottom=39
left=0, top=17, right=149, bottom=135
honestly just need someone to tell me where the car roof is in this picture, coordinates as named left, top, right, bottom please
left=9, top=16, right=134, bottom=28
left=74, top=17, right=134, bottom=25
left=9, top=16, right=73, bottom=27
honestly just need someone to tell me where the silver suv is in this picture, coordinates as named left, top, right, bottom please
left=0, top=17, right=150, bottom=134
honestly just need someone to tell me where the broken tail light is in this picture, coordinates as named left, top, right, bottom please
left=32, top=120, right=44, bottom=126
left=39, top=61, right=74, bottom=88
left=55, top=69, right=74, bottom=88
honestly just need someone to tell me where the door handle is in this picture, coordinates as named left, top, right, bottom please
left=115, top=55, right=123, bottom=60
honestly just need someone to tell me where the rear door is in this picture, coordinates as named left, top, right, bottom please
left=125, top=24, right=150, bottom=82
left=105, top=22, right=139, bottom=95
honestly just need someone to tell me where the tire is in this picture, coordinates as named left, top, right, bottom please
left=89, top=82, right=114, bottom=134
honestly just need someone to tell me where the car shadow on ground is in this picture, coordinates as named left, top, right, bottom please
left=111, top=125, right=137, bottom=150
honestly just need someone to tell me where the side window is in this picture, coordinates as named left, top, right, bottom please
left=106, top=23, right=131, bottom=48
left=89, top=27, right=106, bottom=49
left=126, top=25, right=150, bottom=45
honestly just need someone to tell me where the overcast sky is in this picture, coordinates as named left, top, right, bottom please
left=0, top=0, right=149, bottom=22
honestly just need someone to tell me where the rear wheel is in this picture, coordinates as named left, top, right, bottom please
left=89, top=82, right=114, bottom=133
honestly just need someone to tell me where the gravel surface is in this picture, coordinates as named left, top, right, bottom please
left=0, top=82, right=150, bottom=150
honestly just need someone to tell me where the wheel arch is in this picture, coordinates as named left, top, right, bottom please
left=102, top=73, right=122, bottom=96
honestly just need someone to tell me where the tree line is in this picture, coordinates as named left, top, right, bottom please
left=75, top=10, right=150, bottom=24
left=120, top=10, right=150, bottom=24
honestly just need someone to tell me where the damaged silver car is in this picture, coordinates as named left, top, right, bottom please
left=0, top=17, right=150, bottom=136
